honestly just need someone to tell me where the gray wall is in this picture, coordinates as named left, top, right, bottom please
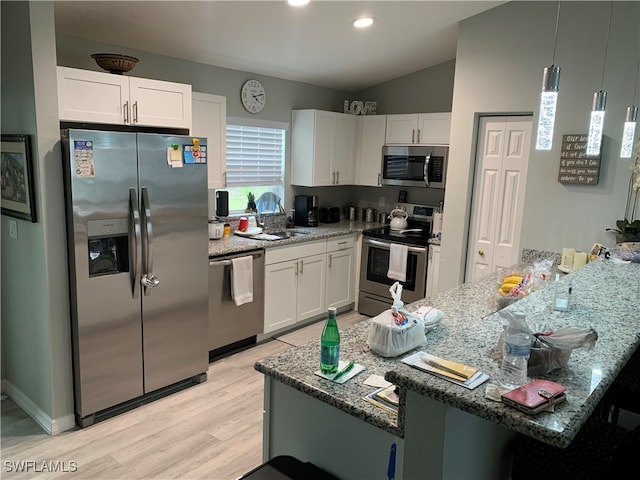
left=56, top=34, right=358, bottom=213
left=1, top=1, right=73, bottom=423
left=440, top=1, right=640, bottom=290
left=55, top=35, right=453, bottom=215
left=358, top=59, right=456, bottom=114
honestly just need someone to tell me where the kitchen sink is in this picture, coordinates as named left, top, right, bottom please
left=270, top=230, right=310, bottom=239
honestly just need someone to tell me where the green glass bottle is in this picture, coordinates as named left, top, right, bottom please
left=320, top=307, right=340, bottom=374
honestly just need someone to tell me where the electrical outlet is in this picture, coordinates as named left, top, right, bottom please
left=379, top=196, right=385, bottom=207
left=9, top=219, right=18, bottom=240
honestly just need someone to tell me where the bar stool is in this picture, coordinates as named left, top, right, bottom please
left=600, top=346, right=640, bottom=424
left=511, top=415, right=639, bottom=480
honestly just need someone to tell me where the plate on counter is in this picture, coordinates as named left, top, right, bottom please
left=234, top=227, right=263, bottom=237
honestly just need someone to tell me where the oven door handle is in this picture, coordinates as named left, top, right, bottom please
left=364, top=238, right=427, bottom=254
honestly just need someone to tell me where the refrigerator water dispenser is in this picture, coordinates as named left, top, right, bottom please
left=87, top=218, right=129, bottom=277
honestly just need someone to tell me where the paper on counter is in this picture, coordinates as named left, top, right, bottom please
left=363, top=374, right=393, bottom=388
left=402, top=351, right=490, bottom=390
left=315, top=360, right=365, bottom=384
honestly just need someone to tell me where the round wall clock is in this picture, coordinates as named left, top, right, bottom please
left=241, top=79, right=266, bottom=113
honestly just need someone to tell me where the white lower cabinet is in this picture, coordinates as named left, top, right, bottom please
left=264, top=240, right=327, bottom=334
left=296, top=253, right=327, bottom=320
left=325, top=235, right=356, bottom=309
left=426, top=244, right=441, bottom=297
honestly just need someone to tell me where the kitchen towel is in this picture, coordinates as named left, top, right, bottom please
left=433, top=212, right=443, bottom=235
left=387, top=243, right=408, bottom=282
left=231, top=256, right=253, bottom=306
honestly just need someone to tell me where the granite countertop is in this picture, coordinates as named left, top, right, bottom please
left=209, top=219, right=378, bottom=257
left=255, top=250, right=640, bottom=447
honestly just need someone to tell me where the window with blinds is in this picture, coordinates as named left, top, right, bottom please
left=224, top=123, right=286, bottom=213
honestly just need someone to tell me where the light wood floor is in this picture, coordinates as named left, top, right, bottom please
left=1, top=311, right=367, bottom=480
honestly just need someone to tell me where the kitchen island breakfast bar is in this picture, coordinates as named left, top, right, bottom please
left=255, top=250, right=640, bottom=479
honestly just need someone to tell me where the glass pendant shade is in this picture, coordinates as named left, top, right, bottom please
left=587, top=91, right=607, bottom=156
left=620, top=106, right=638, bottom=158
left=535, top=65, right=561, bottom=150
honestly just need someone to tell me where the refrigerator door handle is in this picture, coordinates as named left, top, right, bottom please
left=140, top=186, right=159, bottom=294
left=129, top=188, right=142, bottom=299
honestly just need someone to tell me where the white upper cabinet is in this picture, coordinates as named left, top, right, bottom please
left=333, top=113, right=356, bottom=185
left=57, top=66, right=192, bottom=130
left=191, top=92, right=227, bottom=189
left=354, top=115, right=386, bottom=187
left=291, top=109, right=356, bottom=186
left=385, top=112, right=451, bottom=145
left=417, top=112, right=451, bottom=145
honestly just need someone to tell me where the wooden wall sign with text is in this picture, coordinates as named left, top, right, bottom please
left=558, top=134, right=601, bottom=185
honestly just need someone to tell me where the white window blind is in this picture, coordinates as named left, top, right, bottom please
left=225, top=124, right=285, bottom=187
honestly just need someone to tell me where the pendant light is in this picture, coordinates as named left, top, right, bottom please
left=620, top=57, right=639, bottom=158
left=586, top=2, right=614, bottom=157
left=535, top=1, right=562, bottom=151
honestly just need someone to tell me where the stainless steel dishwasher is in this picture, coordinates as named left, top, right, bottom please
left=209, top=249, right=264, bottom=357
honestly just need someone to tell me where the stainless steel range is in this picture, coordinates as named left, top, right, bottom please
left=358, top=203, right=437, bottom=316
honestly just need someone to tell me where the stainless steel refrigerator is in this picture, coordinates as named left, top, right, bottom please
left=61, top=128, right=209, bottom=427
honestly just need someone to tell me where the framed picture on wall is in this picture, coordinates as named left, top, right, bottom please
left=1, top=134, right=37, bottom=222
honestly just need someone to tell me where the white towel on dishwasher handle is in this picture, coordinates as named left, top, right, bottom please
left=231, top=256, right=253, bottom=306
left=387, top=243, right=408, bottom=282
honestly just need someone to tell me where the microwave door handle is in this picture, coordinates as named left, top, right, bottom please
left=424, top=153, right=431, bottom=187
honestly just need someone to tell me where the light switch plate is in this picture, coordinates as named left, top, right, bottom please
left=9, top=219, right=17, bottom=240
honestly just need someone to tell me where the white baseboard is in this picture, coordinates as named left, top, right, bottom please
left=1, top=379, right=75, bottom=435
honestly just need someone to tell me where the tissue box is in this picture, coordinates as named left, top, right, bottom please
left=367, top=309, right=426, bottom=357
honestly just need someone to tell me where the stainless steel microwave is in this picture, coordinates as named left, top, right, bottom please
left=381, top=145, right=448, bottom=188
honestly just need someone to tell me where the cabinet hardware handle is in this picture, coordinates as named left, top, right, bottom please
left=412, top=129, right=415, bottom=143
left=295, top=261, right=299, bottom=276
left=299, top=259, right=303, bottom=274
left=416, top=129, right=421, bottom=143
left=478, top=250, right=485, bottom=256
left=328, top=254, right=332, bottom=268
left=223, top=171, right=227, bottom=187
left=378, top=173, right=381, bottom=185
left=124, top=101, right=129, bottom=124
left=133, top=101, right=138, bottom=123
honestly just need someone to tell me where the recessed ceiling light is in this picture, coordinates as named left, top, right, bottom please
left=353, top=17, right=375, bottom=29
left=288, top=0, right=310, bottom=6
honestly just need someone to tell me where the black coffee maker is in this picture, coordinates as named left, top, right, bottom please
left=294, top=195, right=319, bottom=227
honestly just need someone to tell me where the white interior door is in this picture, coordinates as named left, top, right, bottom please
left=466, top=116, right=532, bottom=281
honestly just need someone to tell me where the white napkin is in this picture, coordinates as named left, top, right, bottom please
left=414, top=305, right=445, bottom=330
left=387, top=243, right=408, bottom=281
left=231, top=256, right=253, bottom=306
